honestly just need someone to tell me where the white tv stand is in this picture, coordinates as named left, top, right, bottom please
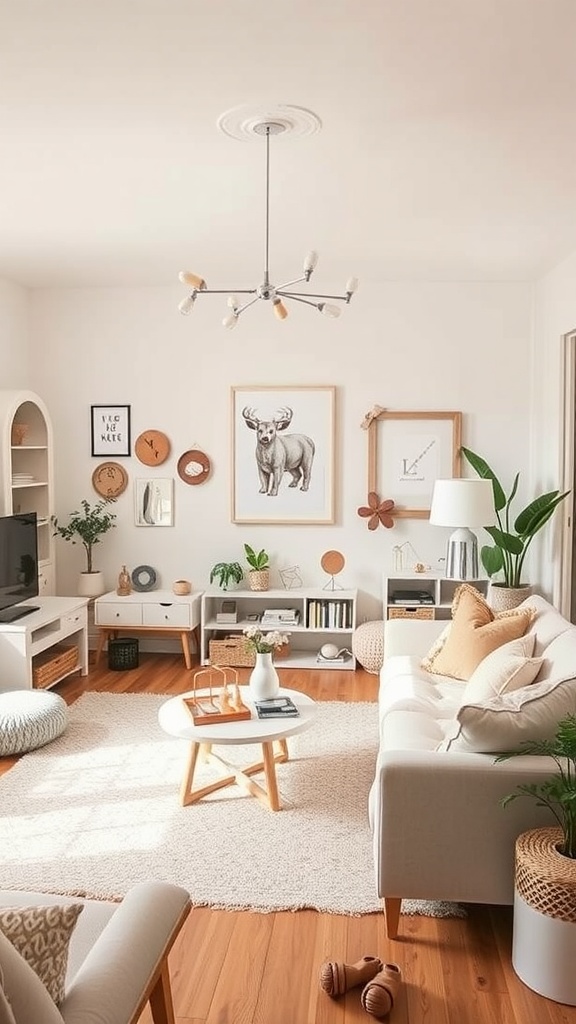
left=0, top=596, right=89, bottom=691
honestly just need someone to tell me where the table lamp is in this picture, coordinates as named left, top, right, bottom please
left=429, top=478, right=495, bottom=580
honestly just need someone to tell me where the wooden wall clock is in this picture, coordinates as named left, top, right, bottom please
left=177, top=449, right=211, bottom=485
left=135, top=430, right=171, bottom=466
left=92, top=462, right=129, bottom=498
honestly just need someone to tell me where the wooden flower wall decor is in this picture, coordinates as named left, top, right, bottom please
left=358, top=492, right=396, bottom=530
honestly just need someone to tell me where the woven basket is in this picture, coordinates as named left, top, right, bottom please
left=32, top=645, right=78, bottom=689
left=489, top=584, right=532, bottom=612
left=248, top=569, right=269, bottom=592
left=172, top=579, right=191, bottom=595
left=515, top=828, right=576, bottom=923
left=209, top=636, right=255, bottom=667
left=388, top=606, right=435, bottom=621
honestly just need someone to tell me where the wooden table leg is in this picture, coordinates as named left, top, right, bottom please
left=95, top=628, right=108, bottom=668
left=180, top=631, right=192, bottom=670
left=262, top=741, right=281, bottom=811
left=179, top=742, right=201, bottom=806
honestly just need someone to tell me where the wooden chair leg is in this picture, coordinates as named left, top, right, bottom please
left=148, top=961, right=175, bottom=1024
left=384, top=897, right=402, bottom=939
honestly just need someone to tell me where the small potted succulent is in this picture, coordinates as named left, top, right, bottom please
left=209, top=561, right=244, bottom=591
left=244, top=543, right=270, bottom=591
left=52, top=498, right=116, bottom=597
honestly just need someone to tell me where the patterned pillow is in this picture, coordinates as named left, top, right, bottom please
left=0, top=904, right=83, bottom=1005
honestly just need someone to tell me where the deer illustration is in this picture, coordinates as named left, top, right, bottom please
left=241, top=406, right=315, bottom=496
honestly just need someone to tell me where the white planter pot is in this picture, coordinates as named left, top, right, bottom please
left=248, top=652, right=280, bottom=701
left=513, top=828, right=576, bottom=1005
left=78, top=571, right=105, bottom=598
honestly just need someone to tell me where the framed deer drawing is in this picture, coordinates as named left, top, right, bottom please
left=231, top=385, right=336, bottom=524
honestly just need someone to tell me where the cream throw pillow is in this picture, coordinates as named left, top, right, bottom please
left=458, top=634, right=542, bottom=704
left=0, top=904, right=83, bottom=1005
left=424, top=584, right=535, bottom=680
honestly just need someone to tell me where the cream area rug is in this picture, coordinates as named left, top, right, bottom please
left=0, top=693, right=464, bottom=918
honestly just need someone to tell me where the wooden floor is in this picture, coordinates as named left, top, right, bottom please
left=2, top=653, right=574, bottom=1023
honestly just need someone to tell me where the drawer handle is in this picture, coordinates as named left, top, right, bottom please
left=160, top=602, right=172, bottom=607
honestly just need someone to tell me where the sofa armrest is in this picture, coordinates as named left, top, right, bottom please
left=369, top=750, right=558, bottom=906
left=60, top=882, right=191, bottom=1024
left=384, top=618, right=446, bottom=660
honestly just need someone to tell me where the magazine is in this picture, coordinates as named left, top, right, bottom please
left=254, top=696, right=300, bottom=719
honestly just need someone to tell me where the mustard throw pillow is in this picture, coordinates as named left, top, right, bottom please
left=426, top=584, right=535, bottom=680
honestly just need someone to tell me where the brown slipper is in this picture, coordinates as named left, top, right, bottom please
left=319, top=955, right=383, bottom=997
left=360, top=962, right=402, bottom=1019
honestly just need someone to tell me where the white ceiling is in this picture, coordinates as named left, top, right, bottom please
left=2, top=0, right=576, bottom=288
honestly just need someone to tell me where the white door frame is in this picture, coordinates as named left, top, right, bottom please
left=558, top=330, right=576, bottom=618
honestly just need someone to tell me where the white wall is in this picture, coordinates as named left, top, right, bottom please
left=29, top=278, right=533, bottom=619
left=0, top=279, right=30, bottom=386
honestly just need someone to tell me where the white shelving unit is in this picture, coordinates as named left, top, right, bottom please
left=0, top=596, right=88, bottom=691
left=383, top=571, right=488, bottom=621
left=201, top=588, right=357, bottom=670
left=0, top=390, right=55, bottom=595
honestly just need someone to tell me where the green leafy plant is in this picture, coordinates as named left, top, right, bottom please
left=51, top=498, right=116, bottom=574
left=209, top=561, right=244, bottom=590
left=461, top=446, right=569, bottom=587
left=496, top=715, right=576, bottom=859
left=244, top=544, right=269, bottom=571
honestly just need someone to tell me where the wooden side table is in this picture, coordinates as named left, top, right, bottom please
left=94, top=590, right=202, bottom=669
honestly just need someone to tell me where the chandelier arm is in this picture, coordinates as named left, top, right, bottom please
left=276, top=293, right=320, bottom=309
left=196, top=288, right=258, bottom=295
left=279, top=291, right=350, bottom=301
left=235, top=296, right=261, bottom=315
left=275, top=274, right=307, bottom=291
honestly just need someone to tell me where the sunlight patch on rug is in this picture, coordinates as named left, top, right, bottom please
left=0, top=692, right=464, bottom=919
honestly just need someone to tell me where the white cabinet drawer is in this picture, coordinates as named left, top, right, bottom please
left=143, top=603, right=191, bottom=628
left=96, top=602, right=143, bottom=626
left=61, top=609, right=87, bottom=631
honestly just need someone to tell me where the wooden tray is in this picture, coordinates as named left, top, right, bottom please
left=183, top=666, right=252, bottom=726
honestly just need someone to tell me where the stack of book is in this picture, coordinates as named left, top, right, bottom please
left=254, top=696, right=300, bottom=718
left=261, top=608, right=300, bottom=627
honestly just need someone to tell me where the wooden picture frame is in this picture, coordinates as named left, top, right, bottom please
left=231, top=385, right=335, bottom=524
left=367, top=410, right=462, bottom=518
left=91, top=405, right=131, bottom=457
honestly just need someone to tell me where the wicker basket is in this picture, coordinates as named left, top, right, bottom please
left=33, top=644, right=78, bottom=689
left=388, top=606, right=435, bottom=620
left=248, top=569, right=269, bottom=592
left=209, top=636, right=255, bottom=667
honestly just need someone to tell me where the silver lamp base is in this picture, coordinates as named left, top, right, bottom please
left=444, top=527, right=479, bottom=580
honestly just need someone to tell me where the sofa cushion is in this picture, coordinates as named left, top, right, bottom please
left=458, top=634, right=542, bottom=705
left=0, top=931, right=64, bottom=1024
left=0, top=904, right=83, bottom=1005
left=438, top=671, right=576, bottom=753
left=424, top=584, right=535, bottom=680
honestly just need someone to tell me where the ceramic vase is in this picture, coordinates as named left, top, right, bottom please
left=249, top=652, right=280, bottom=700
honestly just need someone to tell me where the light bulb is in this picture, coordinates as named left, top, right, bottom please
left=345, top=277, right=359, bottom=295
left=222, top=312, right=239, bottom=330
left=303, top=250, right=319, bottom=279
left=178, top=293, right=196, bottom=315
left=227, top=294, right=239, bottom=310
left=179, top=270, right=206, bottom=290
left=273, top=299, right=289, bottom=320
left=318, top=303, right=341, bottom=318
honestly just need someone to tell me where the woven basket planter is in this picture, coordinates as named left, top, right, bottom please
left=513, top=827, right=576, bottom=1004
left=248, top=569, right=269, bottom=592
left=489, top=583, right=532, bottom=612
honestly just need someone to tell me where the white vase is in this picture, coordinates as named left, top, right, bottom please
left=249, top=652, right=280, bottom=701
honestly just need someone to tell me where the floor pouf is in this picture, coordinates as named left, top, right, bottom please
left=0, top=690, right=68, bottom=756
left=352, top=621, right=385, bottom=674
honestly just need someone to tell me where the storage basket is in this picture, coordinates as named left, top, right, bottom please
left=108, top=637, right=139, bottom=671
left=33, top=645, right=78, bottom=689
left=209, top=636, right=255, bottom=667
left=387, top=606, right=435, bottom=620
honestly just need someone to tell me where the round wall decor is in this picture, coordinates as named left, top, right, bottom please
left=177, top=449, right=211, bottom=485
left=92, top=462, right=129, bottom=499
left=134, top=430, right=171, bottom=466
left=131, top=564, right=158, bottom=592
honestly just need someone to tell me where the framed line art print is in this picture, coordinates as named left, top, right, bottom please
left=91, top=405, right=131, bottom=457
left=231, top=385, right=335, bottom=524
left=367, top=410, right=462, bottom=518
left=134, top=478, right=174, bottom=527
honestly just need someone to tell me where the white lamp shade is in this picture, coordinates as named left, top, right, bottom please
left=429, top=479, right=494, bottom=528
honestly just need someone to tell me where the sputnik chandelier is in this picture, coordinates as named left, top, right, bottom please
left=178, top=104, right=358, bottom=329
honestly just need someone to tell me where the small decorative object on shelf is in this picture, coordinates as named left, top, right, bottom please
left=243, top=626, right=289, bottom=700
left=279, top=565, right=303, bottom=589
left=244, top=543, right=270, bottom=591
left=209, top=561, right=244, bottom=590
left=131, top=564, right=157, bottom=592
left=172, top=579, right=191, bottom=595
left=116, top=564, right=131, bottom=596
left=321, top=549, right=345, bottom=591
left=357, top=493, right=395, bottom=530
left=11, top=422, right=28, bottom=446
left=183, top=666, right=251, bottom=725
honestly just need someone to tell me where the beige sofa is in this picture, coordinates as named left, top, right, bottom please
left=369, top=595, right=576, bottom=938
left=0, top=881, right=190, bottom=1024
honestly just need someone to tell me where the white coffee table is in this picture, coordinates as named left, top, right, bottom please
left=158, top=686, right=317, bottom=811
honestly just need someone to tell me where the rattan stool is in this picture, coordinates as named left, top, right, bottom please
left=352, top=621, right=385, bottom=675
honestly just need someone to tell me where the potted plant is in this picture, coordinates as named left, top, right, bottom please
left=244, top=543, right=270, bottom=591
left=209, top=561, right=244, bottom=590
left=52, top=498, right=116, bottom=597
left=496, top=715, right=576, bottom=1003
left=461, top=446, right=569, bottom=609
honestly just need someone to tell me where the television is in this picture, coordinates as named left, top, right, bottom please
left=0, top=512, right=39, bottom=622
